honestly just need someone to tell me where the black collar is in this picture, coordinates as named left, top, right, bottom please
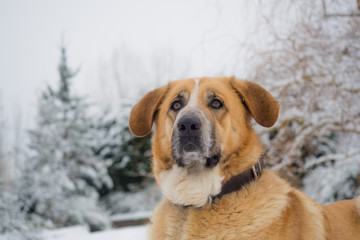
left=213, top=154, right=265, bottom=200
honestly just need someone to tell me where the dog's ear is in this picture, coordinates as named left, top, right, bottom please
left=230, top=78, right=279, bottom=127
left=129, top=85, right=168, bottom=137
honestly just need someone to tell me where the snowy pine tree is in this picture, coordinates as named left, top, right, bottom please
left=93, top=99, right=160, bottom=215
left=94, top=99, right=152, bottom=192
left=108, top=125, right=152, bottom=191
left=21, top=46, right=113, bottom=230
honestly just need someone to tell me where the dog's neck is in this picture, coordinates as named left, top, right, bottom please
left=159, top=154, right=265, bottom=208
left=157, top=134, right=265, bottom=208
left=213, top=154, right=264, bottom=200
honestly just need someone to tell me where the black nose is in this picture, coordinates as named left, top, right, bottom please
left=177, top=115, right=201, bottom=137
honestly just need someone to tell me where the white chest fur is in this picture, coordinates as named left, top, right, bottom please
left=158, top=164, right=223, bottom=207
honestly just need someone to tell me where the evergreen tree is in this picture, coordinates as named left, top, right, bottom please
left=94, top=100, right=152, bottom=192
left=108, top=125, right=152, bottom=192
left=22, top=46, right=113, bottom=230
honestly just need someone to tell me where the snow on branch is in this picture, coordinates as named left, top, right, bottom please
left=304, top=150, right=360, bottom=169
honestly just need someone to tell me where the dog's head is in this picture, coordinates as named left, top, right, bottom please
left=129, top=77, right=279, bottom=207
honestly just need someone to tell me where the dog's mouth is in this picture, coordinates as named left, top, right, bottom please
left=183, top=142, right=199, bottom=152
left=173, top=148, right=221, bottom=171
left=172, top=133, right=221, bottom=170
left=177, top=153, right=220, bottom=174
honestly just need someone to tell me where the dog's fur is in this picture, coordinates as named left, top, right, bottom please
left=129, top=77, right=360, bottom=240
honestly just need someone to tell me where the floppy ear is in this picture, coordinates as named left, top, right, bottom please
left=230, top=78, right=279, bottom=127
left=129, top=85, right=168, bottom=137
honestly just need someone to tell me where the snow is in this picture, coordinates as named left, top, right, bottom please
left=303, top=161, right=360, bottom=204
left=42, top=225, right=88, bottom=240
left=90, top=226, right=147, bottom=240
left=42, top=225, right=148, bottom=240
left=103, top=184, right=161, bottom=215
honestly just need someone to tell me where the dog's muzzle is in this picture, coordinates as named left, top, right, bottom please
left=177, top=115, right=202, bottom=152
left=171, top=114, right=220, bottom=170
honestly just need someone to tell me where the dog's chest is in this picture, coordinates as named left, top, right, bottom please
left=149, top=172, right=296, bottom=240
left=150, top=194, right=290, bottom=238
left=150, top=199, right=283, bottom=240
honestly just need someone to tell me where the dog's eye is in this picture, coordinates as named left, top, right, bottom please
left=210, top=99, right=223, bottom=109
left=170, top=100, right=183, bottom=111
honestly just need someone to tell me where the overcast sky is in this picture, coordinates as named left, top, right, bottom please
left=0, top=0, right=259, bottom=151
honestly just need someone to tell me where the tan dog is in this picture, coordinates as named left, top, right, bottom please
left=129, top=77, right=360, bottom=240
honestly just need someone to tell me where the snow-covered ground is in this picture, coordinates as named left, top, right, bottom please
left=42, top=225, right=148, bottom=240
left=41, top=211, right=151, bottom=240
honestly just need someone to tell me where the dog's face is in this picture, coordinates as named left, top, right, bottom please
left=129, top=77, right=279, bottom=207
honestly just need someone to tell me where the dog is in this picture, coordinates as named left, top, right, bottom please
left=129, top=77, right=360, bottom=240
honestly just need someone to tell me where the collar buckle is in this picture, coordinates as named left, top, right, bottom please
left=252, top=165, right=258, bottom=179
